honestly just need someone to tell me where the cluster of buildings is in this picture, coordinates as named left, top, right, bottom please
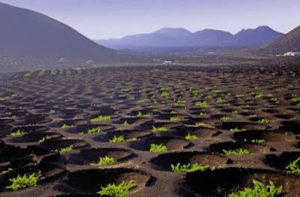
left=162, top=60, right=174, bottom=65
left=282, top=52, right=300, bottom=56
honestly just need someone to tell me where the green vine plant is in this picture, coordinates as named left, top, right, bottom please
left=285, top=156, right=300, bottom=175
left=171, top=163, right=209, bottom=173
left=97, top=180, right=136, bottom=197
left=6, top=171, right=44, bottom=191
left=10, top=130, right=25, bottom=136
left=109, top=135, right=125, bottom=143
left=230, top=128, right=246, bottom=132
left=61, top=124, right=75, bottom=129
left=38, top=135, right=52, bottom=143
left=90, top=156, right=115, bottom=167
left=1, top=168, right=13, bottom=175
left=152, top=125, right=167, bottom=132
left=87, top=127, right=101, bottom=135
left=229, top=179, right=283, bottom=197
left=185, top=133, right=198, bottom=140
left=149, top=144, right=168, bottom=153
left=57, top=145, right=73, bottom=153
left=91, top=115, right=111, bottom=122
left=223, top=148, right=250, bottom=156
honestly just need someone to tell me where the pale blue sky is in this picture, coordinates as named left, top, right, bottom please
left=0, top=0, right=299, bottom=39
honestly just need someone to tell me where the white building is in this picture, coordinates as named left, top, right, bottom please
left=162, top=61, right=174, bottom=65
left=283, top=52, right=300, bottom=56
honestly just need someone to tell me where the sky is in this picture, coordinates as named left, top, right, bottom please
left=0, top=0, right=299, bottom=39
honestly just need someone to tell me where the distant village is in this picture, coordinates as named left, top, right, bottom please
left=280, top=52, right=300, bottom=56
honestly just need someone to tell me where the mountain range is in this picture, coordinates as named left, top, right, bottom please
left=97, top=26, right=284, bottom=51
left=0, top=2, right=299, bottom=73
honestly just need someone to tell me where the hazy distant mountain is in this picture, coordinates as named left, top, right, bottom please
left=97, top=28, right=233, bottom=48
left=99, top=28, right=192, bottom=48
left=235, top=26, right=283, bottom=47
left=261, top=26, right=300, bottom=54
left=188, top=29, right=234, bottom=46
left=153, top=28, right=192, bottom=38
left=0, top=2, right=115, bottom=64
left=96, top=26, right=284, bottom=51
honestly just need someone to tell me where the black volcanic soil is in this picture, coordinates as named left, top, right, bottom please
left=0, top=64, right=300, bottom=197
